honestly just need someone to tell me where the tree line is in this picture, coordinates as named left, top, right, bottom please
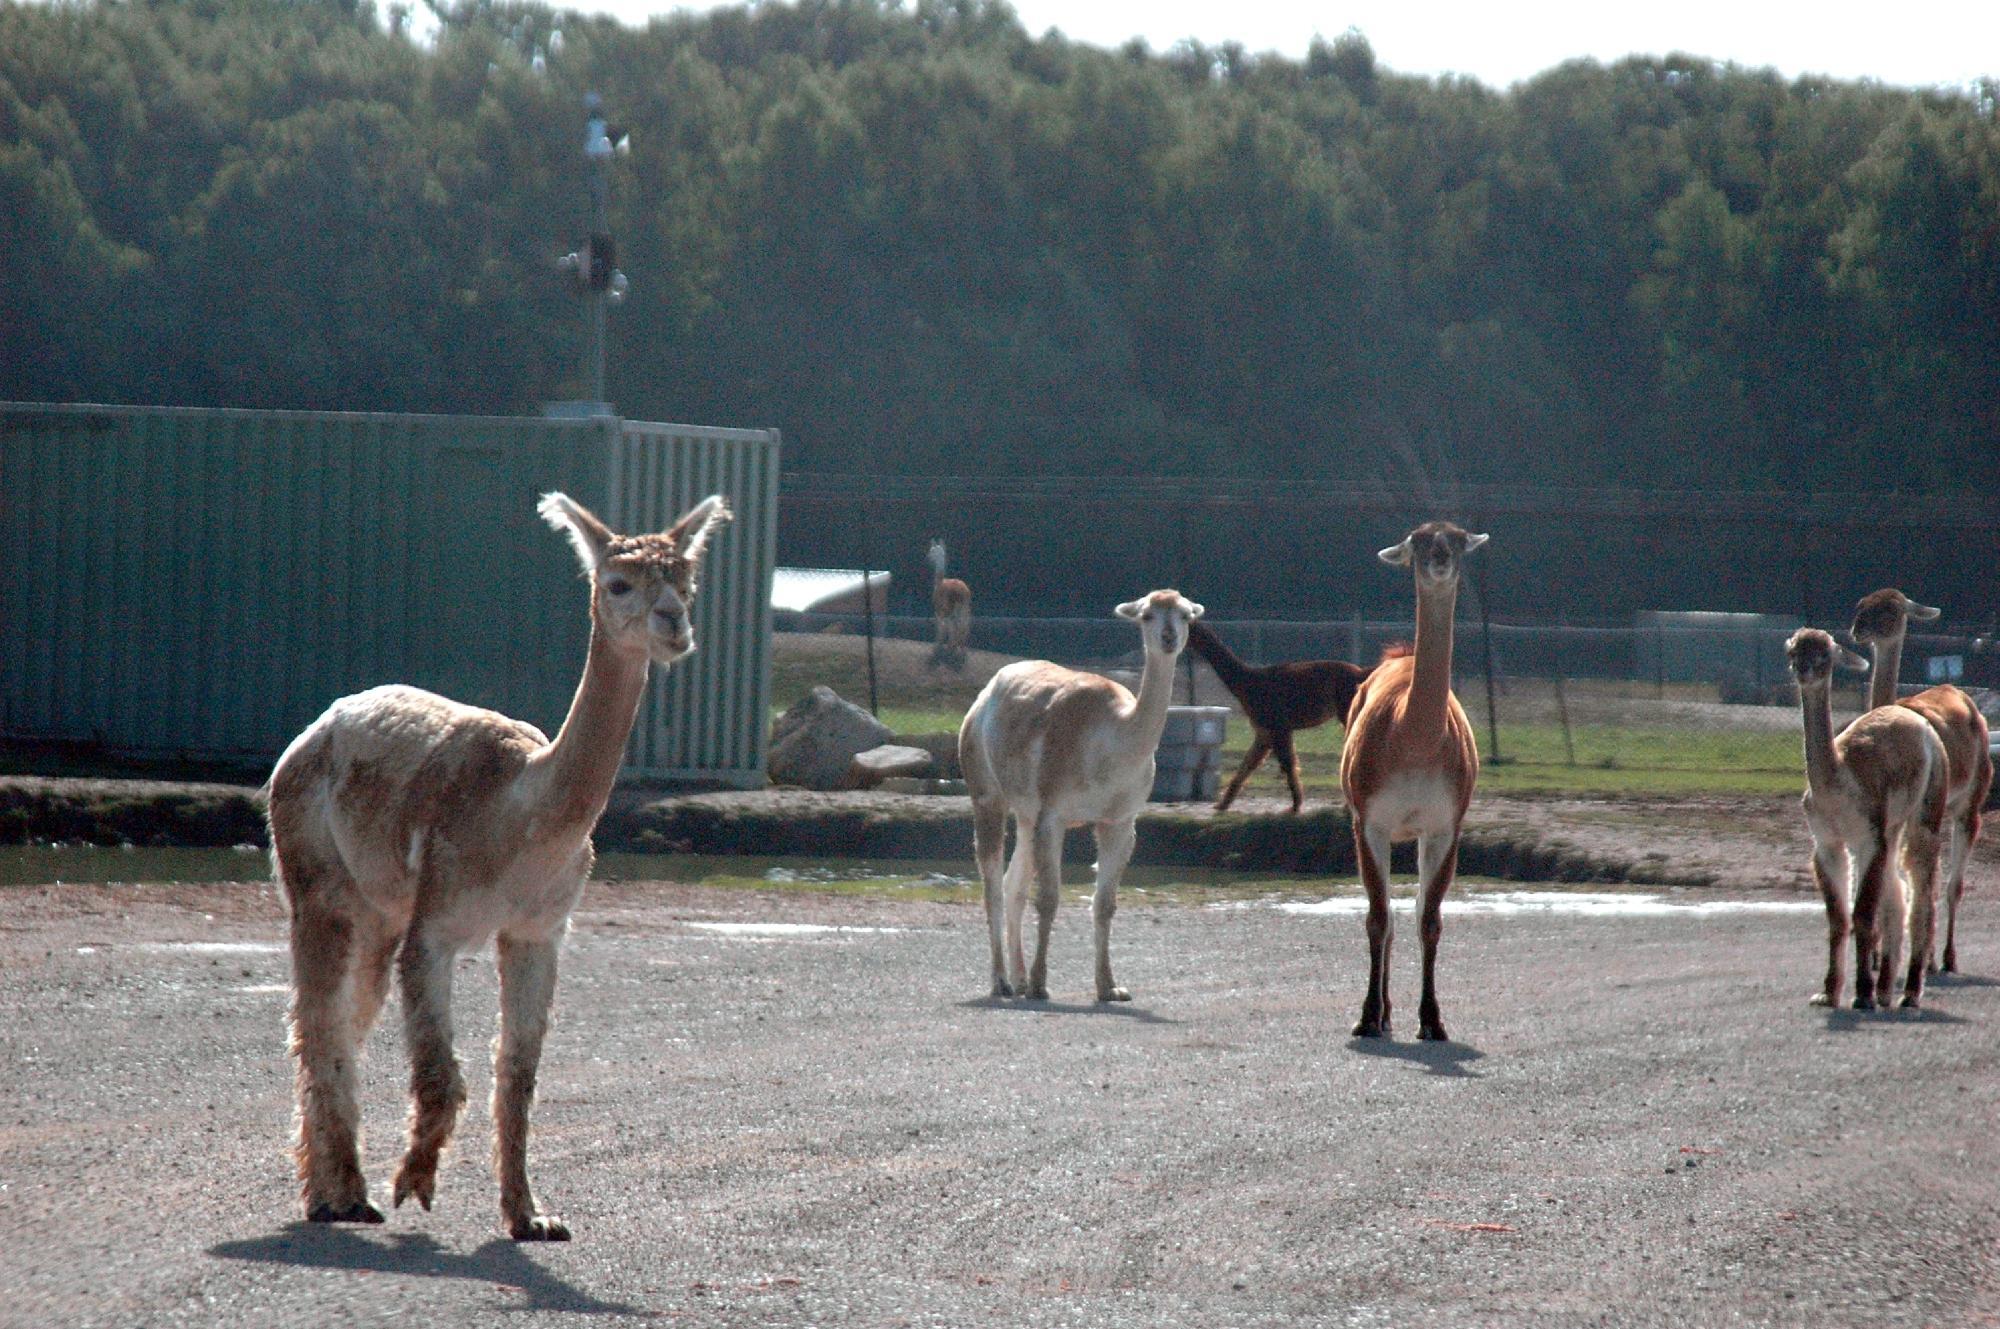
left=5, top=0, right=1997, bottom=613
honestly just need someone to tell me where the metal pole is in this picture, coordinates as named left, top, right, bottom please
left=1473, top=553, right=1502, bottom=765
left=587, top=120, right=609, bottom=404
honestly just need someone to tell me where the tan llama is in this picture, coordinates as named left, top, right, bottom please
left=266, top=490, right=729, bottom=1240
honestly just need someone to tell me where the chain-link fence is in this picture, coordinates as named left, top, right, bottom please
left=777, top=609, right=2000, bottom=798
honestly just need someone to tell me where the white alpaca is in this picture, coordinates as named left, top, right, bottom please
left=1785, top=628, right=1947, bottom=1010
left=266, top=490, right=729, bottom=1239
left=958, top=589, right=1202, bottom=1001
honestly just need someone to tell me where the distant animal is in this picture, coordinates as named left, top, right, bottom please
left=266, top=489, right=730, bottom=1240
left=959, top=589, right=1203, bottom=1002
left=1785, top=627, right=1946, bottom=1010
left=928, top=538, right=972, bottom=672
left=1847, top=588, right=1992, bottom=973
left=1341, top=521, right=1486, bottom=1041
left=1184, top=618, right=1373, bottom=813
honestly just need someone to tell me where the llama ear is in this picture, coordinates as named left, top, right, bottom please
left=666, top=495, right=731, bottom=565
left=1906, top=599, right=1941, bottom=621
left=1833, top=642, right=1872, bottom=672
left=1114, top=598, right=1144, bottom=620
left=1462, top=531, right=1490, bottom=554
left=1378, top=537, right=1413, bottom=567
left=539, top=492, right=615, bottom=572
left=1184, top=599, right=1205, bottom=620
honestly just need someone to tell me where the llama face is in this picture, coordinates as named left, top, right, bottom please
left=1379, top=521, right=1488, bottom=588
left=595, top=543, right=699, bottom=664
left=1849, top=588, right=1940, bottom=645
left=541, top=492, right=732, bottom=666
left=1787, top=628, right=1868, bottom=686
left=1116, top=589, right=1204, bottom=658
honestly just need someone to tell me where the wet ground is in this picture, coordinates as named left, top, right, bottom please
left=4, top=868, right=1999, bottom=1327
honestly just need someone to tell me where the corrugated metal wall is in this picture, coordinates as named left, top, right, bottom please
left=0, top=403, right=779, bottom=787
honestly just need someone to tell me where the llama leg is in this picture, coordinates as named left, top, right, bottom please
left=1091, top=819, right=1137, bottom=1002
left=392, top=926, right=468, bottom=1212
left=1025, top=813, right=1064, bottom=1001
left=1938, top=807, right=1976, bottom=972
left=349, top=911, right=404, bottom=1046
left=1808, top=841, right=1850, bottom=1007
left=973, top=799, right=1012, bottom=996
left=1216, top=733, right=1272, bottom=813
left=1875, top=834, right=1906, bottom=1009
left=1352, top=818, right=1395, bottom=1038
left=1849, top=828, right=1888, bottom=1011
left=1415, top=831, right=1459, bottom=1042
left=1003, top=820, right=1032, bottom=993
left=1272, top=731, right=1304, bottom=814
left=1902, top=821, right=1940, bottom=1009
left=286, top=896, right=382, bottom=1223
left=494, top=934, right=569, bottom=1241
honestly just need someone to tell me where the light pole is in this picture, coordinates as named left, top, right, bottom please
left=555, top=92, right=627, bottom=413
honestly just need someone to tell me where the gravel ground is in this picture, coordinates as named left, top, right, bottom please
left=4, top=873, right=2000, bottom=1328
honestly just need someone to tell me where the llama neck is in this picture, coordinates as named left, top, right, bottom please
left=1405, top=577, right=1459, bottom=737
left=1867, top=634, right=1904, bottom=711
left=1797, top=681, right=1841, bottom=796
left=532, top=623, right=651, bottom=834
left=1126, top=647, right=1180, bottom=748
left=1185, top=621, right=1253, bottom=692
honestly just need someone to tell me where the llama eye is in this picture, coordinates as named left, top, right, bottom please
left=605, top=578, right=632, bottom=596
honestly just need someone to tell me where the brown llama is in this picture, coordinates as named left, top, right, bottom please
left=1184, top=618, right=1373, bottom=813
left=928, top=538, right=972, bottom=671
left=1340, top=522, right=1485, bottom=1041
left=266, top=490, right=730, bottom=1240
left=1848, top=588, right=1992, bottom=972
left=1786, top=628, right=1947, bottom=1009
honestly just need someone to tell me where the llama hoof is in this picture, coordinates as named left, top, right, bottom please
left=1808, top=991, right=1837, bottom=1007
left=1022, top=984, right=1049, bottom=1001
left=307, top=1198, right=385, bottom=1225
left=509, top=1213, right=572, bottom=1242
left=1351, top=1019, right=1386, bottom=1039
left=1852, top=996, right=1876, bottom=1012
left=1942, top=951, right=1959, bottom=973
left=1418, top=1023, right=1450, bottom=1042
left=392, top=1163, right=438, bottom=1212
left=1899, top=995, right=1921, bottom=1011
left=991, top=979, right=1015, bottom=998
left=1097, top=986, right=1131, bottom=1003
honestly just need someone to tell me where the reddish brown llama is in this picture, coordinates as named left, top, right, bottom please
left=1339, top=522, right=1485, bottom=1041
left=1848, top=588, right=1993, bottom=972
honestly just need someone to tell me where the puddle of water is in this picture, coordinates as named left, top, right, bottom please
left=0, top=844, right=269, bottom=887
left=1272, top=891, right=1820, bottom=918
left=682, top=922, right=907, bottom=938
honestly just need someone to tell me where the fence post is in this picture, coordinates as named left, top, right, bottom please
left=860, top=568, right=879, bottom=717
left=1473, top=555, right=1501, bottom=765
left=1554, top=616, right=1576, bottom=766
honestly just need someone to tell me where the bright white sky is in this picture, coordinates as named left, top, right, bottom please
left=586, top=1, right=1999, bottom=90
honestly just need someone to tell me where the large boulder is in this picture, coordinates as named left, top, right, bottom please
left=767, top=686, right=894, bottom=790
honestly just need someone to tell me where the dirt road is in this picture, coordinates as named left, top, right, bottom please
left=4, top=875, right=1998, bottom=1327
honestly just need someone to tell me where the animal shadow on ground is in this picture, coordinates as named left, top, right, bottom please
left=958, top=995, right=1180, bottom=1025
left=1347, top=1035, right=1487, bottom=1079
left=210, top=1226, right=640, bottom=1316
left=1927, top=969, right=2000, bottom=989
left=1820, top=1004, right=1971, bottom=1032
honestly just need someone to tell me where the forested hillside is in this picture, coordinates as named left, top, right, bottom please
left=5, top=0, right=1997, bottom=608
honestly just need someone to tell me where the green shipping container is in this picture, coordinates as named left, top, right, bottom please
left=0, top=403, right=779, bottom=787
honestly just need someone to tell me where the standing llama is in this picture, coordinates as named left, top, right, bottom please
left=1847, top=588, right=1992, bottom=972
left=1184, top=618, right=1373, bottom=813
left=1340, top=522, right=1485, bottom=1041
left=266, top=490, right=730, bottom=1239
left=1785, top=628, right=1947, bottom=1009
left=959, top=589, right=1203, bottom=1002
left=928, top=538, right=972, bottom=672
